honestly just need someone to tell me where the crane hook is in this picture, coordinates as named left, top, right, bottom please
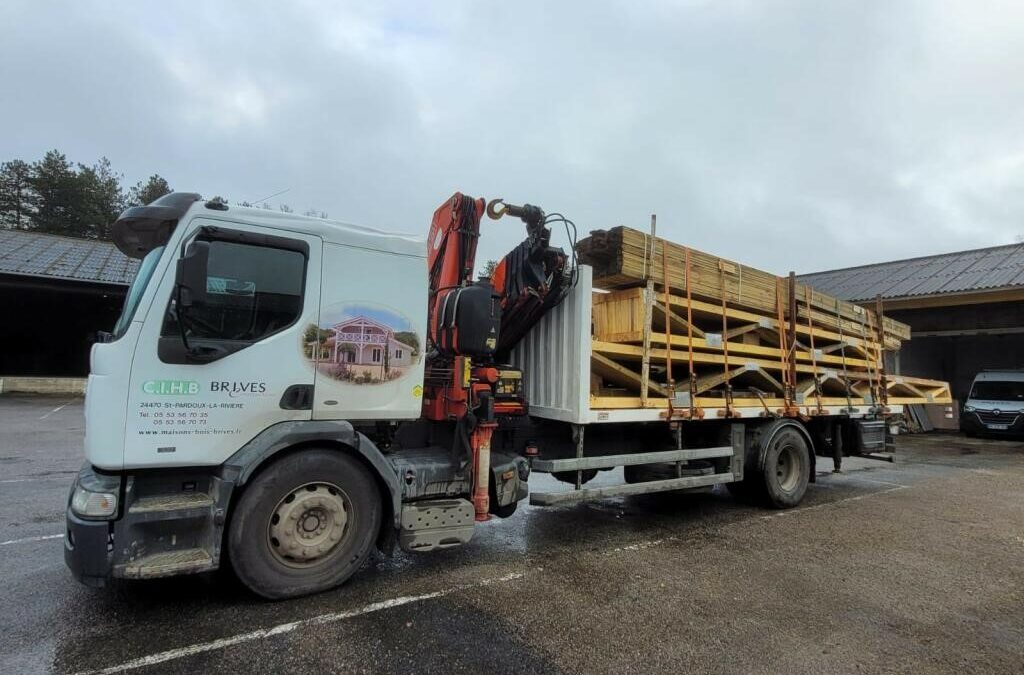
left=486, top=198, right=508, bottom=220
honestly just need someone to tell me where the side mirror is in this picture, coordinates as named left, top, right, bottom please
left=175, top=240, right=210, bottom=308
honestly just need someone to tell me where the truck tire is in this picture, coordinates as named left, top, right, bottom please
left=228, top=449, right=382, bottom=599
left=758, top=426, right=810, bottom=508
left=728, top=424, right=810, bottom=508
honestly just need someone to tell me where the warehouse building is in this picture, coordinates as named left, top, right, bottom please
left=0, top=230, right=135, bottom=377
left=3, top=227, right=1022, bottom=404
left=799, top=243, right=1024, bottom=404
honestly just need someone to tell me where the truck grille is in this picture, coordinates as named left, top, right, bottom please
left=976, top=410, right=1019, bottom=425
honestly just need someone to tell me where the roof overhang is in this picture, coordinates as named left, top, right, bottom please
left=856, top=286, right=1024, bottom=311
left=0, top=272, right=128, bottom=295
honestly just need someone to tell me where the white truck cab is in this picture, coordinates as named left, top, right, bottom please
left=961, top=370, right=1024, bottom=437
left=86, top=194, right=426, bottom=471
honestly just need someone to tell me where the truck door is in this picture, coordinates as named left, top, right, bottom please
left=312, top=241, right=427, bottom=421
left=123, top=218, right=322, bottom=468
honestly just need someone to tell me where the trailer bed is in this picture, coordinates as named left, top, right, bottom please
left=511, top=259, right=951, bottom=426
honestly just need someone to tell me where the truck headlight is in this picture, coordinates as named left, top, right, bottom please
left=69, top=464, right=122, bottom=520
left=71, top=486, right=118, bottom=518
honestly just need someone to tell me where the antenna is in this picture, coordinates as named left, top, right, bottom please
left=249, top=187, right=291, bottom=204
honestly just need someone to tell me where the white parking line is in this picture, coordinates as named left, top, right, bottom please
left=760, top=485, right=909, bottom=520
left=0, top=533, right=63, bottom=546
left=39, top=402, right=71, bottom=420
left=0, top=475, right=74, bottom=484
left=605, top=538, right=669, bottom=554
left=842, top=475, right=909, bottom=489
left=73, top=571, right=528, bottom=675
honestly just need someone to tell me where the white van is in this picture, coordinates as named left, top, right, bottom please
left=961, top=370, right=1024, bottom=437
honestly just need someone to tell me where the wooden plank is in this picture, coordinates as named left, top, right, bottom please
left=640, top=282, right=655, bottom=406
left=589, top=391, right=954, bottom=409
left=653, top=301, right=706, bottom=338
left=724, top=323, right=759, bottom=340
left=578, top=226, right=911, bottom=343
left=594, top=339, right=847, bottom=377
left=591, top=352, right=666, bottom=397
left=751, top=366, right=785, bottom=394
left=595, top=287, right=869, bottom=348
left=597, top=331, right=875, bottom=370
left=579, top=226, right=949, bottom=411
left=694, top=366, right=747, bottom=395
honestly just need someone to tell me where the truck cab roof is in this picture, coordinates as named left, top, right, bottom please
left=112, top=193, right=425, bottom=260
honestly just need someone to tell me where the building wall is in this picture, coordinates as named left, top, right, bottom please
left=0, top=276, right=125, bottom=377
left=888, top=301, right=1024, bottom=403
left=890, top=301, right=1024, bottom=333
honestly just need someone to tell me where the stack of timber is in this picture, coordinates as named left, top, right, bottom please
left=577, top=226, right=952, bottom=413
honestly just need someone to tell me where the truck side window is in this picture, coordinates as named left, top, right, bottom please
left=161, top=237, right=306, bottom=354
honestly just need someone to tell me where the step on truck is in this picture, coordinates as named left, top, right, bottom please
left=65, top=192, right=951, bottom=598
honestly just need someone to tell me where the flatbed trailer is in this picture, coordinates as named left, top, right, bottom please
left=507, top=261, right=949, bottom=506
left=505, top=224, right=950, bottom=505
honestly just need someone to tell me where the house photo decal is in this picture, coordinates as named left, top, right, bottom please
left=303, top=305, right=421, bottom=385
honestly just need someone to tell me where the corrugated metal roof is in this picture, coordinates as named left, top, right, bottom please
left=0, top=229, right=139, bottom=286
left=799, top=242, right=1024, bottom=302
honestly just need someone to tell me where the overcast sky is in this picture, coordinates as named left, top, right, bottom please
left=3, top=1, right=1023, bottom=273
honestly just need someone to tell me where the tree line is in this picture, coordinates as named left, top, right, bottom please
left=0, top=149, right=327, bottom=241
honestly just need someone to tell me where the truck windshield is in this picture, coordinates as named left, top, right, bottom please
left=969, top=380, right=1024, bottom=402
left=111, top=246, right=165, bottom=339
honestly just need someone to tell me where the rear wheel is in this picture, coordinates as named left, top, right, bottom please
left=729, top=424, right=810, bottom=508
left=759, top=426, right=810, bottom=508
left=228, top=449, right=382, bottom=599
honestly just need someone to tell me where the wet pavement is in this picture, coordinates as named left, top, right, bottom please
left=1, top=394, right=1023, bottom=674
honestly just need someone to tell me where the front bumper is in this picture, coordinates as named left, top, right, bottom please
left=960, top=411, right=1024, bottom=436
left=64, top=509, right=114, bottom=587
left=65, top=462, right=234, bottom=588
left=63, top=464, right=121, bottom=587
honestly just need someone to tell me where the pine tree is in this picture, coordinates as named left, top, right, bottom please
left=0, top=159, right=35, bottom=230
left=479, top=259, right=498, bottom=280
left=76, top=157, right=125, bottom=239
left=29, top=150, right=81, bottom=236
left=129, top=174, right=172, bottom=207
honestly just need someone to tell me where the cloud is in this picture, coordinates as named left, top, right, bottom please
left=3, top=0, right=1024, bottom=273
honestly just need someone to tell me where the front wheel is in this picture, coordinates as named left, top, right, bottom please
left=228, top=449, right=382, bottom=599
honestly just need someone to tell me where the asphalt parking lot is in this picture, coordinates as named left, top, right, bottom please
left=2, top=394, right=1023, bottom=675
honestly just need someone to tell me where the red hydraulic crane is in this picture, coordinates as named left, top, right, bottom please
left=422, top=192, right=573, bottom=520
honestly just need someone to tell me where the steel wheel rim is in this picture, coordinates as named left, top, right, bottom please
left=775, top=445, right=801, bottom=492
left=268, top=482, right=351, bottom=568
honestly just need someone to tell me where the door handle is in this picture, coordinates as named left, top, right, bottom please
left=279, top=384, right=314, bottom=410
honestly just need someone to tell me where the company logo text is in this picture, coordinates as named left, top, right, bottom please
left=143, top=380, right=200, bottom=395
